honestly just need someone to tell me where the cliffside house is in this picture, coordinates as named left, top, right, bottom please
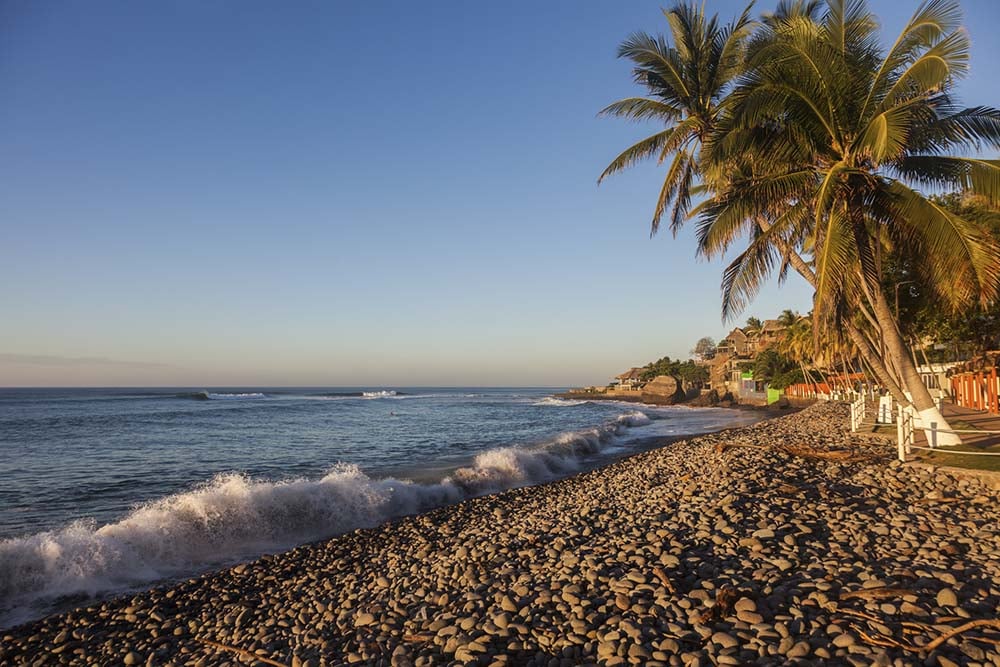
left=712, top=326, right=779, bottom=399
left=716, top=328, right=752, bottom=358
left=758, top=319, right=787, bottom=347
left=614, top=368, right=645, bottom=390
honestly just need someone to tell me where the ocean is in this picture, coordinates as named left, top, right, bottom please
left=0, top=387, right=762, bottom=628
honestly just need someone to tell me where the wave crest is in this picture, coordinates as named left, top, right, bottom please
left=533, top=397, right=588, bottom=407
left=180, top=392, right=268, bottom=401
left=0, top=410, right=651, bottom=628
left=361, top=390, right=398, bottom=398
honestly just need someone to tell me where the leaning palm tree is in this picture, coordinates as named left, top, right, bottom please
left=600, top=0, right=909, bottom=406
left=598, top=1, right=755, bottom=237
left=698, top=0, right=1000, bottom=443
left=598, top=0, right=911, bottom=405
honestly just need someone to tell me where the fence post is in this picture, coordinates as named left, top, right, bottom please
left=908, top=408, right=915, bottom=456
left=929, top=422, right=937, bottom=449
left=896, top=405, right=906, bottom=462
left=978, top=372, right=984, bottom=411
left=991, top=368, right=998, bottom=414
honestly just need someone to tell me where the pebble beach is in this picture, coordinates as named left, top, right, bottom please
left=4, top=401, right=1000, bottom=667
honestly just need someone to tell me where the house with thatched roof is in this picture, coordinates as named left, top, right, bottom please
left=756, top=319, right=788, bottom=349
left=613, top=367, right=645, bottom=389
left=761, top=319, right=784, bottom=334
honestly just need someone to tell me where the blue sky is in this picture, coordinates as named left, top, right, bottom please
left=1, top=0, right=998, bottom=387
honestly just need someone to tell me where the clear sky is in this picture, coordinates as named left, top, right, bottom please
left=2, top=0, right=998, bottom=387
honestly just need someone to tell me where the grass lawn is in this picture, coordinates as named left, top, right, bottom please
left=915, top=419, right=1000, bottom=472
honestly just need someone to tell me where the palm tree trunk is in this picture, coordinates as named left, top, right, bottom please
left=868, top=275, right=961, bottom=445
left=843, top=323, right=909, bottom=405
left=844, top=212, right=960, bottom=444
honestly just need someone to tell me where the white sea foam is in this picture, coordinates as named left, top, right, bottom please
left=0, top=410, right=651, bottom=628
left=533, top=397, right=588, bottom=407
left=361, top=390, right=398, bottom=398
left=202, top=392, right=267, bottom=400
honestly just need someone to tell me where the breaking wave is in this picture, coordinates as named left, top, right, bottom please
left=177, top=392, right=268, bottom=401
left=0, top=410, right=650, bottom=628
left=533, top=397, right=588, bottom=407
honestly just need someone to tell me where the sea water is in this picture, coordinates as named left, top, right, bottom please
left=0, top=387, right=761, bottom=628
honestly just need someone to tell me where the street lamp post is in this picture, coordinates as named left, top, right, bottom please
left=894, top=280, right=917, bottom=318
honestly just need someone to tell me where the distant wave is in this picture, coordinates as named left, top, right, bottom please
left=361, top=390, right=397, bottom=398
left=0, top=410, right=651, bottom=629
left=310, top=390, right=407, bottom=399
left=533, top=397, right=588, bottom=407
left=192, top=392, right=267, bottom=401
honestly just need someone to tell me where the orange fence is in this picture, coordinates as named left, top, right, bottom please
left=785, top=382, right=834, bottom=398
left=785, top=374, right=867, bottom=399
left=951, top=369, right=1000, bottom=414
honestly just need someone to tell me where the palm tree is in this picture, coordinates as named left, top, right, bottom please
left=698, top=0, right=1000, bottom=443
left=777, top=309, right=799, bottom=327
left=598, top=1, right=755, bottom=237
left=777, top=314, right=813, bottom=387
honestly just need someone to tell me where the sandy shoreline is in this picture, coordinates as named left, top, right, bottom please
left=3, top=402, right=1000, bottom=666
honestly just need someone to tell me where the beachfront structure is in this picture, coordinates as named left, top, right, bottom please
left=946, top=353, right=1000, bottom=414
left=758, top=319, right=786, bottom=345
left=709, top=323, right=791, bottom=401
left=716, top=328, right=751, bottom=357
left=613, top=368, right=645, bottom=390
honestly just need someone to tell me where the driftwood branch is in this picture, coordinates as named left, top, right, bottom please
left=857, top=629, right=907, bottom=649
left=841, top=611, right=1000, bottom=654
left=839, top=608, right=884, bottom=624
left=840, top=587, right=918, bottom=601
left=714, top=441, right=876, bottom=463
left=196, top=638, right=289, bottom=667
left=924, top=620, right=1000, bottom=652
left=652, top=566, right=676, bottom=594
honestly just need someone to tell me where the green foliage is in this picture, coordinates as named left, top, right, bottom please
left=679, top=362, right=709, bottom=385
left=639, top=355, right=709, bottom=384
left=752, top=348, right=799, bottom=387
left=777, top=309, right=799, bottom=327
left=887, top=192, right=1000, bottom=357
left=769, top=367, right=806, bottom=390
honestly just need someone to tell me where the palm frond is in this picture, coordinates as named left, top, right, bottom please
left=863, top=0, right=963, bottom=119
left=812, top=204, right=856, bottom=319
left=720, top=227, right=780, bottom=321
left=618, top=32, right=692, bottom=101
left=667, top=157, right=697, bottom=236
left=598, top=124, right=690, bottom=183
left=909, top=106, right=1000, bottom=153
left=650, top=149, right=692, bottom=236
left=893, top=156, right=1000, bottom=202
left=597, top=98, right=682, bottom=123
left=880, top=29, right=970, bottom=107
left=877, top=181, right=1000, bottom=308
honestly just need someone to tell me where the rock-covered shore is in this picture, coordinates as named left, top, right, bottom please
left=4, top=402, right=1000, bottom=667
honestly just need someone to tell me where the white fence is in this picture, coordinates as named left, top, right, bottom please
left=895, top=405, right=1000, bottom=462
left=849, top=394, right=866, bottom=432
